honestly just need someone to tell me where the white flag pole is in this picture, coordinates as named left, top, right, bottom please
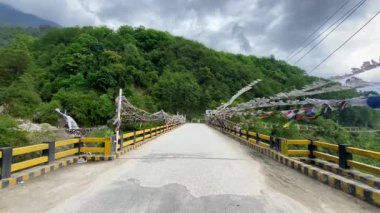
left=115, top=88, right=123, bottom=151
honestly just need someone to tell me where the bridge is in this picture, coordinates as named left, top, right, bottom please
left=1, top=123, right=380, bottom=212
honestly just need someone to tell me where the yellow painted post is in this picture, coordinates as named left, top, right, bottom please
left=104, top=137, right=112, bottom=156
left=281, top=139, right=288, bottom=156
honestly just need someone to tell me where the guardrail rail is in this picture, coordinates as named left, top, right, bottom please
left=0, top=123, right=179, bottom=179
left=209, top=121, right=380, bottom=177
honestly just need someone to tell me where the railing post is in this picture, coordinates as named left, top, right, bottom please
left=274, top=137, right=281, bottom=151
left=0, top=147, right=13, bottom=179
left=239, top=129, right=242, bottom=137
left=111, top=134, right=117, bottom=153
left=338, top=144, right=352, bottom=169
left=74, top=137, right=83, bottom=155
left=308, top=140, right=317, bottom=159
left=256, top=133, right=260, bottom=144
left=269, top=136, right=274, bottom=149
left=104, top=137, right=112, bottom=156
left=246, top=131, right=249, bottom=140
left=43, top=141, right=55, bottom=164
left=143, top=129, right=145, bottom=140
left=150, top=128, right=152, bottom=138
left=281, top=139, right=288, bottom=156
left=119, top=131, right=124, bottom=150
left=133, top=131, right=137, bottom=144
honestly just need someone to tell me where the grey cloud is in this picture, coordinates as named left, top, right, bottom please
left=268, top=0, right=351, bottom=50
left=13, top=0, right=362, bottom=57
left=1, top=0, right=378, bottom=81
left=231, top=23, right=252, bottom=52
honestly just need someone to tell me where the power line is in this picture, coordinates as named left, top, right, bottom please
left=309, top=10, right=380, bottom=74
left=293, top=0, right=367, bottom=65
left=289, top=0, right=366, bottom=63
left=285, top=0, right=351, bottom=61
left=288, top=0, right=365, bottom=63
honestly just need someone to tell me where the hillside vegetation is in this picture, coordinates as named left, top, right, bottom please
left=0, top=25, right=316, bottom=127
left=0, top=25, right=378, bottom=150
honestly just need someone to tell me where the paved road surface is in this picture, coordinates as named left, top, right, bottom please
left=0, top=124, right=378, bottom=212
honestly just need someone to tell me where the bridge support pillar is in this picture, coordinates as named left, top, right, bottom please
left=43, top=141, right=55, bottom=164
left=0, top=147, right=12, bottom=179
left=339, top=144, right=352, bottom=169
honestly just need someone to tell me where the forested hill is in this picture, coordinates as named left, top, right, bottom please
left=0, top=3, right=59, bottom=28
left=1, top=25, right=320, bottom=126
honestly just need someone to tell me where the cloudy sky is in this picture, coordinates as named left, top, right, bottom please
left=1, top=0, right=379, bottom=88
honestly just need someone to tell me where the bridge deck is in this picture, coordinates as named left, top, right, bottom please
left=0, top=124, right=377, bottom=212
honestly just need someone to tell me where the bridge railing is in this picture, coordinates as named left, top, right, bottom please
left=0, top=123, right=179, bottom=179
left=211, top=122, right=380, bottom=177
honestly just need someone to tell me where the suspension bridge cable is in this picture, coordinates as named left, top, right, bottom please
left=284, top=0, right=351, bottom=61
left=293, top=0, right=367, bottom=65
left=309, top=10, right=380, bottom=74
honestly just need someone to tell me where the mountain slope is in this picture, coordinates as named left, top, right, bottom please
left=0, top=25, right=320, bottom=126
left=0, top=3, right=59, bottom=27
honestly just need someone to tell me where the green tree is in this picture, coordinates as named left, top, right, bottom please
left=0, top=48, right=31, bottom=87
left=152, top=72, right=202, bottom=115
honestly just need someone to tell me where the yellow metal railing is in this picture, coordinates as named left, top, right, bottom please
left=0, top=123, right=180, bottom=179
left=211, top=121, right=380, bottom=177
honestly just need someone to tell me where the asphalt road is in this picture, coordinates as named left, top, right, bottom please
left=0, top=123, right=378, bottom=213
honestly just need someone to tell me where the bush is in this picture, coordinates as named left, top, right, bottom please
left=0, top=115, right=28, bottom=147
left=33, top=100, right=61, bottom=125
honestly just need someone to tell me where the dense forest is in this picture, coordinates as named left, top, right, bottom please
left=0, top=25, right=317, bottom=125
left=0, top=25, right=379, bottom=149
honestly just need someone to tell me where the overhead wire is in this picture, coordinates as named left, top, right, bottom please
left=309, top=10, right=380, bottom=74
left=285, top=0, right=351, bottom=61
left=289, top=0, right=366, bottom=64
